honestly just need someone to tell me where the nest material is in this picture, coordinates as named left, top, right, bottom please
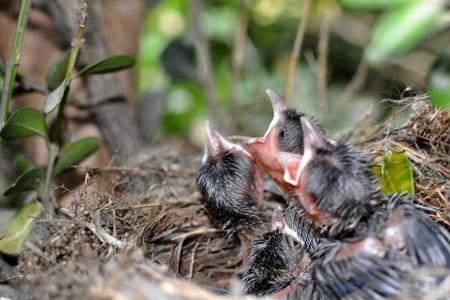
left=352, top=97, right=450, bottom=226
left=7, top=99, right=450, bottom=299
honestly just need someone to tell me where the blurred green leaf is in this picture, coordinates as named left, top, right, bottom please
left=53, top=137, right=100, bottom=176
left=4, top=168, right=43, bottom=196
left=339, top=0, right=420, bottom=9
left=14, top=154, right=32, bottom=174
left=0, top=201, right=42, bottom=255
left=365, top=2, right=443, bottom=64
left=372, top=150, right=414, bottom=195
left=43, top=78, right=70, bottom=114
left=78, top=55, right=136, bottom=77
left=0, top=108, right=47, bottom=141
left=428, top=48, right=450, bottom=109
left=46, top=50, right=70, bottom=91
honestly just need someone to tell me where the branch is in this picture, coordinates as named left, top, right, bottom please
left=0, top=0, right=32, bottom=128
left=317, top=17, right=330, bottom=126
left=284, top=0, right=312, bottom=104
left=190, top=0, right=225, bottom=131
left=228, top=1, right=249, bottom=132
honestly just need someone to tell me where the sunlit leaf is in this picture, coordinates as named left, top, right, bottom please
left=0, top=201, right=42, bottom=255
left=78, top=55, right=136, bottom=77
left=53, top=137, right=100, bottom=176
left=428, top=48, right=450, bottom=109
left=372, top=150, right=415, bottom=195
left=46, top=50, right=70, bottom=91
left=0, top=108, right=47, bottom=141
left=4, top=168, right=43, bottom=196
left=43, top=77, right=70, bottom=113
left=339, top=0, right=420, bottom=9
left=365, top=2, right=443, bottom=64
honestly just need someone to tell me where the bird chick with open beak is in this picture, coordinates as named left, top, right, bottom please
left=276, top=117, right=383, bottom=237
left=277, top=119, right=450, bottom=266
left=197, top=122, right=265, bottom=239
left=245, top=89, right=325, bottom=193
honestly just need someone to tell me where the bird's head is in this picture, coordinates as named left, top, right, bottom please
left=245, top=89, right=324, bottom=195
left=197, top=123, right=264, bottom=234
left=281, top=117, right=382, bottom=232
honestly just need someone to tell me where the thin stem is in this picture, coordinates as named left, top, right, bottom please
left=52, top=1, right=88, bottom=145
left=229, top=2, right=249, bottom=132
left=284, top=0, right=312, bottom=104
left=41, top=143, right=58, bottom=217
left=317, top=17, right=330, bottom=126
left=190, top=0, right=225, bottom=132
left=0, top=0, right=32, bottom=128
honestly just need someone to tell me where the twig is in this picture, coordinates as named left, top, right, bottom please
left=52, top=1, right=88, bottom=145
left=190, top=0, right=225, bottom=131
left=284, top=0, right=312, bottom=104
left=229, top=1, right=249, bottom=132
left=341, top=57, right=368, bottom=102
left=317, top=16, right=330, bottom=126
left=59, top=208, right=129, bottom=250
left=0, top=0, right=32, bottom=128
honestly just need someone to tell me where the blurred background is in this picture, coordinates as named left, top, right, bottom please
left=137, top=0, right=449, bottom=144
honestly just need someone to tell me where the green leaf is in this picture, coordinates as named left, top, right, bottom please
left=427, top=48, right=450, bottom=109
left=43, top=77, right=70, bottom=114
left=365, top=2, right=443, bottom=64
left=0, top=108, right=48, bottom=141
left=53, top=137, right=100, bottom=176
left=14, top=154, right=32, bottom=174
left=4, top=167, right=43, bottom=196
left=78, top=55, right=136, bottom=77
left=46, top=50, right=70, bottom=91
left=0, top=201, right=42, bottom=255
left=339, top=0, right=420, bottom=9
left=372, top=150, right=415, bottom=195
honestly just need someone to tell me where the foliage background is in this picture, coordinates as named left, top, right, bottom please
left=137, top=0, right=449, bottom=145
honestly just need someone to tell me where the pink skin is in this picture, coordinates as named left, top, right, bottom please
left=246, top=105, right=329, bottom=221
left=245, top=89, right=303, bottom=193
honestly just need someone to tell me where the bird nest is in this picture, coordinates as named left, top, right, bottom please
left=5, top=97, right=450, bottom=299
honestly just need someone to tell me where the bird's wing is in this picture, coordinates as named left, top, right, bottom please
left=313, top=252, right=409, bottom=300
left=384, top=193, right=450, bottom=268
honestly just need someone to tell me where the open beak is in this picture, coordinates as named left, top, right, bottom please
left=245, top=89, right=292, bottom=187
left=288, top=117, right=327, bottom=184
left=203, top=122, right=250, bottom=162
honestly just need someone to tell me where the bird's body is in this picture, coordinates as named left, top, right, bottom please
left=197, top=124, right=264, bottom=238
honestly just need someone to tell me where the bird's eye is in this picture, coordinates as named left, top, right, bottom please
left=278, top=129, right=285, bottom=140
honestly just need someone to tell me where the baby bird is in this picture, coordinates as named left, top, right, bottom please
left=197, top=122, right=264, bottom=238
left=274, top=117, right=383, bottom=237
left=281, top=206, right=450, bottom=300
left=246, top=89, right=324, bottom=192
left=242, top=208, right=307, bottom=297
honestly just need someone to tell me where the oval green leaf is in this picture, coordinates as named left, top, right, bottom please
left=372, top=150, right=415, bottom=195
left=78, top=55, right=136, bottom=77
left=0, top=108, right=48, bottom=141
left=46, top=50, right=70, bottom=91
left=339, top=0, right=420, bottom=10
left=0, top=201, right=42, bottom=255
left=427, top=48, right=450, bottom=109
left=365, top=2, right=443, bottom=65
left=53, top=137, right=101, bottom=176
left=4, top=167, right=43, bottom=196
left=43, top=77, right=70, bottom=113
left=14, top=154, right=32, bottom=174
